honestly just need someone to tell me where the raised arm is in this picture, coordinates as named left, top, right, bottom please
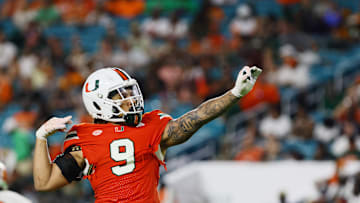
left=33, top=116, right=84, bottom=191
left=160, top=66, right=262, bottom=150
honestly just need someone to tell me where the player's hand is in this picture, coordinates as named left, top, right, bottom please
left=231, top=66, right=262, bottom=98
left=36, top=116, right=72, bottom=140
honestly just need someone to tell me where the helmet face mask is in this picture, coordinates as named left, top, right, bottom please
left=82, top=68, right=144, bottom=125
left=106, top=83, right=144, bottom=118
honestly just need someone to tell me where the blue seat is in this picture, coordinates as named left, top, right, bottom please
left=44, top=25, right=77, bottom=38
left=78, top=25, right=106, bottom=39
left=334, top=0, right=359, bottom=12
left=310, top=64, right=333, bottom=85
left=0, top=19, right=17, bottom=36
left=254, top=0, right=282, bottom=17
left=166, top=118, right=225, bottom=157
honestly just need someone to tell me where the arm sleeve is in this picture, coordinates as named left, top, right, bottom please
left=53, top=147, right=83, bottom=183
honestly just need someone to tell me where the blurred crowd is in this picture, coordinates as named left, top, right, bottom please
left=0, top=0, right=359, bottom=202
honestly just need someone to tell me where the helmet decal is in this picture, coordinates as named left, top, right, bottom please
left=85, top=80, right=100, bottom=93
left=113, top=68, right=129, bottom=80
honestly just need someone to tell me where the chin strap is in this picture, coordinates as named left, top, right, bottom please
left=124, top=113, right=143, bottom=126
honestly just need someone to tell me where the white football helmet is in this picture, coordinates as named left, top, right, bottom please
left=82, top=68, right=144, bottom=126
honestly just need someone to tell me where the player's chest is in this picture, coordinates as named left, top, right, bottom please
left=81, top=126, right=151, bottom=156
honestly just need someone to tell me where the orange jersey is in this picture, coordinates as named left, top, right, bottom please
left=62, top=110, right=172, bottom=203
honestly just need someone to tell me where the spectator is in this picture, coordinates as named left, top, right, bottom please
left=34, top=0, right=60, bottom=27
left=285, top=106, right=318, bottom=160
left=67, top=43, right=90, bottom=77
left=203, top=21, right=225, bottom=54
left=298, top=43, right=321, bottom=66
left=160, top=11, right=188, bottom=40
left=331, top=121, right=360, bottom=159
left=273, top=44, right=311, bottom=88
left=314, top=142, right=334, bottom=160
left=259, top=104, right=292, bottom=139
left=85, top=2, right=113, bottom=28
left=17, top=48, right=39, bottom=79
left=0, top=69, right=13, bottom=108
left=263, top=135, right=281, bottom=161
left=93, top=39, right=114, bottom=68
left=0, top=0, right=24, bottom=19
left=230, top=4, right=258, bottom=38
left=58, top=65, right=84, bottom=91
left=334, top=77, right=360, bottom=125
left=127, top=22, right=152, bottom=56
left=2, top=99, right=37, bottom=177
left=22, top=21, right=43, bottom=51
left=234, top=121, right=264, bottom=161
left=141, top=9, right=169, bottom=38
left=314, top=117, right=340, bottom=144
left=55, top=0, right=95, bottom=25
left=12, top=0, right=37, bottom=31
left=0, top=31, right=17, bottom=70
left=31, top=56, right=53, bottom=91
left=292, top=106, right=314, bottom=139
left=0, top=162, right=32, bottom=203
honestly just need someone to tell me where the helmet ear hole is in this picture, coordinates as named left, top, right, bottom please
left=93, top=102, right=101, bottom=111
left=112, top=106, right=120, bottom=113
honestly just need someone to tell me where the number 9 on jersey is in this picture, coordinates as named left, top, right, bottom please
left=110, top=139, right=135, bottom=176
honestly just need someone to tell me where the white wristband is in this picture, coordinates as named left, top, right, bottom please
left=231, top=87, right=242, bottom=98
left=36, top=127, right=48, bottom=141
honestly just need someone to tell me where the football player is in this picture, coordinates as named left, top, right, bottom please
left=33, top=66, right=262, bottom=202
left=0, top=162, right=32, bottom=203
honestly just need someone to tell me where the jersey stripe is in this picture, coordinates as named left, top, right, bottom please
left=65, top=131, right=79, bottom=142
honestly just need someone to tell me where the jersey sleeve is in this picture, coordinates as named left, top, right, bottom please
left=146, top=110, right=173, bottom=150
left=60, top=124, right=95, bottom=179
left=62, top=125, right=81, bottom=152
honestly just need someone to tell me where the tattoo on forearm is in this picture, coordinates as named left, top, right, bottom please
left=163, top=91, right=239, bottom=147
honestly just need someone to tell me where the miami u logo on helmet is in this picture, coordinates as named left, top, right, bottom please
left=85, top=80, right=99, bottom=93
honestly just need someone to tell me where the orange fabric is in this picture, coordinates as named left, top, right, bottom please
left=28, top=0, right=44, bottom=10
left=195, top=77, right=210, bottom=99
left=209, top=7, right=224, bottom=22
left=277, top=0, right=300, bottom=5
left=206, top=34, right=225, bottom=52
left=1, top=0, right=22, bottom=17
left=327, top=174, right=339, bottom=184
left=55, top=0, right=95, bottom=23
left=68, top=71, right=84, bottom=86
left=188, top=40, right=203, bottom=56
left=59, top=71, right=84, bottom=90
left=240, top=81, right=280, bottom=110
left=0, top=77, right=13, bottom=105
left=235, top=146, right=264, bottom=161
left=14, top=111, right=37, bottom=130
left=62, top=110, right=172, bottom=203
left=105, top=0, right=144, bottom=18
